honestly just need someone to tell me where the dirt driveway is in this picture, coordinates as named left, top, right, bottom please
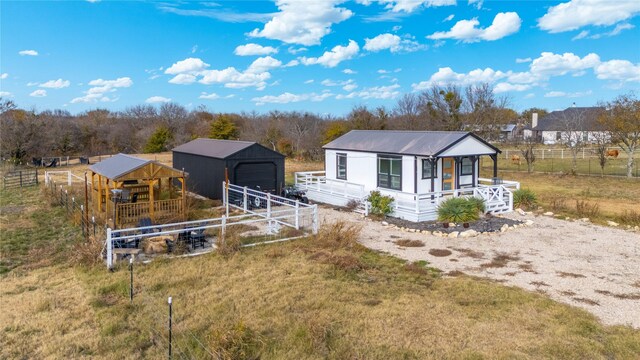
left=319, top=208, right=640, bottom=329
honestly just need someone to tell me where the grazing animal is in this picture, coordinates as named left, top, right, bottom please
left=606, top=149, right=619, bottom=158
left=511, top=155, right=522, bottom=165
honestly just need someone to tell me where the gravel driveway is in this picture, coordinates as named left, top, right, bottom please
left=319, top=207, right=640, bottom=328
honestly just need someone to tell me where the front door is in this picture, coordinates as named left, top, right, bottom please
left=441, top=157, right=455, bottom=191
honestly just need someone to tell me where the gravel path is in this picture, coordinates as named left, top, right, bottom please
left=319, top=207, right=640, bottom=329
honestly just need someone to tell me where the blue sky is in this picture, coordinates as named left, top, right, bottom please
left=1, top=0, right=639, bottom=116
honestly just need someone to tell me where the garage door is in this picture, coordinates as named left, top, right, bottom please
left=234, top=162, right=277, bottom=192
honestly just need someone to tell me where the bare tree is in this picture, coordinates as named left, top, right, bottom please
left=558, top=108, right=588, bottom=174
left=516, top=136, right=537, bottom=173
left=592, top=130, right=610, bottom=176
left=599, top=93, right=640, bottom=178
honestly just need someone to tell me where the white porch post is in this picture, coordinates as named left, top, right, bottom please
left=106, top=228, right=113, bottom=270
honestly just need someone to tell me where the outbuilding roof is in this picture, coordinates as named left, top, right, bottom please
left=172, top=138, right=284, bottom=159
left=323, top=130, right=499, bottom=156
left=89, top=153, right=184, bottom=180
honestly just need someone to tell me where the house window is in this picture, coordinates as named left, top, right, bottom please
left=460, top=157, right=473, bottom=176
left=556, top=131, right=562, bottom=140
left=378, top=156, right=402, bottom=191
left=422, top=159, right=436, bottom=179
left=336, top=153, right=347, bottom=180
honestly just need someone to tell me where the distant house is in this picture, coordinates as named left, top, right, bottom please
left=527, top=107, right=607, bottom=145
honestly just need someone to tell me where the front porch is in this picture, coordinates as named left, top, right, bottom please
left=295, top=171, right=520, bottom=222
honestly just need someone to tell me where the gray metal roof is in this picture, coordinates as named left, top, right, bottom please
left=534, top=107, right=605, bottom=131
left=172, top=138, right=256, bottom=159
left=323, top=130, right=474, bottom=156
left=89, top=153, right=150, bottom=179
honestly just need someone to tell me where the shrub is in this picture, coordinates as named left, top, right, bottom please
left=513, top=189, right=537, bottom=210
left=618, top=210, right=640, bottom=226
left=575, top=200, right=600, bottom=218
left=549, top=197, right=568, bottom=212
left=315, top=220, right=361, bottom=249
left=467, top=197, right=486, bottom=213
left=217, top=229, right=242, bottom=257
left=345, top=199, right=360, bottom=211
left=366, top=191, right=394, bottom=216
left=437, top=197, right=479, bottom=223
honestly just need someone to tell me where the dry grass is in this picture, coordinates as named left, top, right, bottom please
left=493, top=171, right=640, bottom=225
left=557, top=271, right=586, bottom=278
left=595, top=290, right=640, bottom=300
left=429, top=249, right=453, bottom=257
left=480, top=252, right=521, bottom=269
left=395, top=239, right=425, bottom=247
left=2, top=182, right=640, bottom=359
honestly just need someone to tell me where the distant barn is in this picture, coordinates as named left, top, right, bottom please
left=172, top=139, right=285, bottom=200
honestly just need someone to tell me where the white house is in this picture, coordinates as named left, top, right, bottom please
left=295, top=130, right=519, bottom=222
left=527, top=107, right=609, bottom=145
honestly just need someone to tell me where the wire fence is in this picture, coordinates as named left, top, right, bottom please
left=3, top=169, right=39, bottom=189
left=484, top=151, right=639, bottom=178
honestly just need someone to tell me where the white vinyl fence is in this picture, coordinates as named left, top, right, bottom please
left=105, top=183, right=318, bottom=269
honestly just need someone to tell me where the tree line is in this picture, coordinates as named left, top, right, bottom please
left=1, top=84, right=637, bottom=176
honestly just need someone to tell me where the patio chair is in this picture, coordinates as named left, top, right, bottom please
left=189, top=229, right=206, bottom=249
left=137, top=217, right=156, bottom=234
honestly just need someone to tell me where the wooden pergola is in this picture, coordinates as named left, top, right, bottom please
left=89, top=154, right=187, bottom=228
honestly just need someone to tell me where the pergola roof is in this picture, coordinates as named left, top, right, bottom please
left=90, top=153, right=185, bottom=181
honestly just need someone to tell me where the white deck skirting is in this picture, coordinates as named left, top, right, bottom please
left=295, top=171, right=519, bottom=222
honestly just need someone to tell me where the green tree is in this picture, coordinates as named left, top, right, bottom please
left=144, top=125, right=173, bottom=153
left=599, top=93, right=640, bottom=178
left=209, top=114, right=239, bottom=140
left=323, top=121, right=350, bottom=144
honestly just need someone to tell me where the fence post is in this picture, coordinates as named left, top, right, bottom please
left=243, top=186, right=248, bottom=212
left=92, top=216, right=96, bottom=237
left=295, top=200, right=300, bottom=230
left=168, top=296, right=173, bottom=360
left=67, top=171, right=71, bottom=186
left=221, top=215, right=226, bottom=242
left=129, top=258, right=134, bottom=303
left=106, top=228, right=113, bottom=270
left=81, top=205, right=85, bottom=237
left=312, top=205, right=318, bottom=235
left=19, top=171, right=23, bottom=188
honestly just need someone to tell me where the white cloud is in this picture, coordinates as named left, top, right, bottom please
left=0, top=73, right=7, bottom=80
left=249, top=0, right=353, bottom=46
left=165, top=58, right=210, bottom=75
left=343, top=83, right=358, bottom=91
left=304, top=79, right=314, bottom=84
left=288, top=47, right=308, bottom=54
left=165, top=57, right=273, bottom=89
left=191, top=45, right=198, bottom=54
left=198, top=92, right=220, bottom=100
left=524, top=93, right=535, bottom=99
left=284, top=60, right=299, bottom=67
left=595, top=59, right=640, bottom=82
left=199, top=67, right=271, bottom=90
left=468, top=0, right=483, bottom=10
left=361, top=0, right=456, bottom=13
left=343, top=69, right=356, bottom=74
left=493, top=82, right=531, bottom=93
left=515, top=57, right=532, bottom=63
left=0, top=91, right=12, bottom=97
left=544, top=90, right=593, bottom=98
left=443, top=14, right=454, bottom=22
left=573, top=23, right=635, bottom=40
left=412, top=67, right=510, bottom=90
left=39, top=79, right=70, bottom=89
left=234, top=43, right=278, bottom=56
left=252, top=91, right=334, bottom=105
left=146, top=96, right=172, bottom=103
left=86, top=0, right=100, bottom=3
left=538, top=0, right=640, bottom=33
left=30, top=89, right=47, bottom=97
left=363, top=33, right=424, bottom=53
left=427, top=12, right=522, bottom=42
left=19, top=50, right=38, bottom=56
left=247, top=56, right=282, bottom=73
left=530, top=52, right=600, bottom=77
left=301, top=40, right=359, bottom=68
left=337, top=84, right=401, bottom=100
left=71, top=77, right=132, bottom=103
left=168, top=74, right=197, bottom=85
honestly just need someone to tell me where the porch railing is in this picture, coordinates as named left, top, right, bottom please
left=295, top=171, right=517, bottom=217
